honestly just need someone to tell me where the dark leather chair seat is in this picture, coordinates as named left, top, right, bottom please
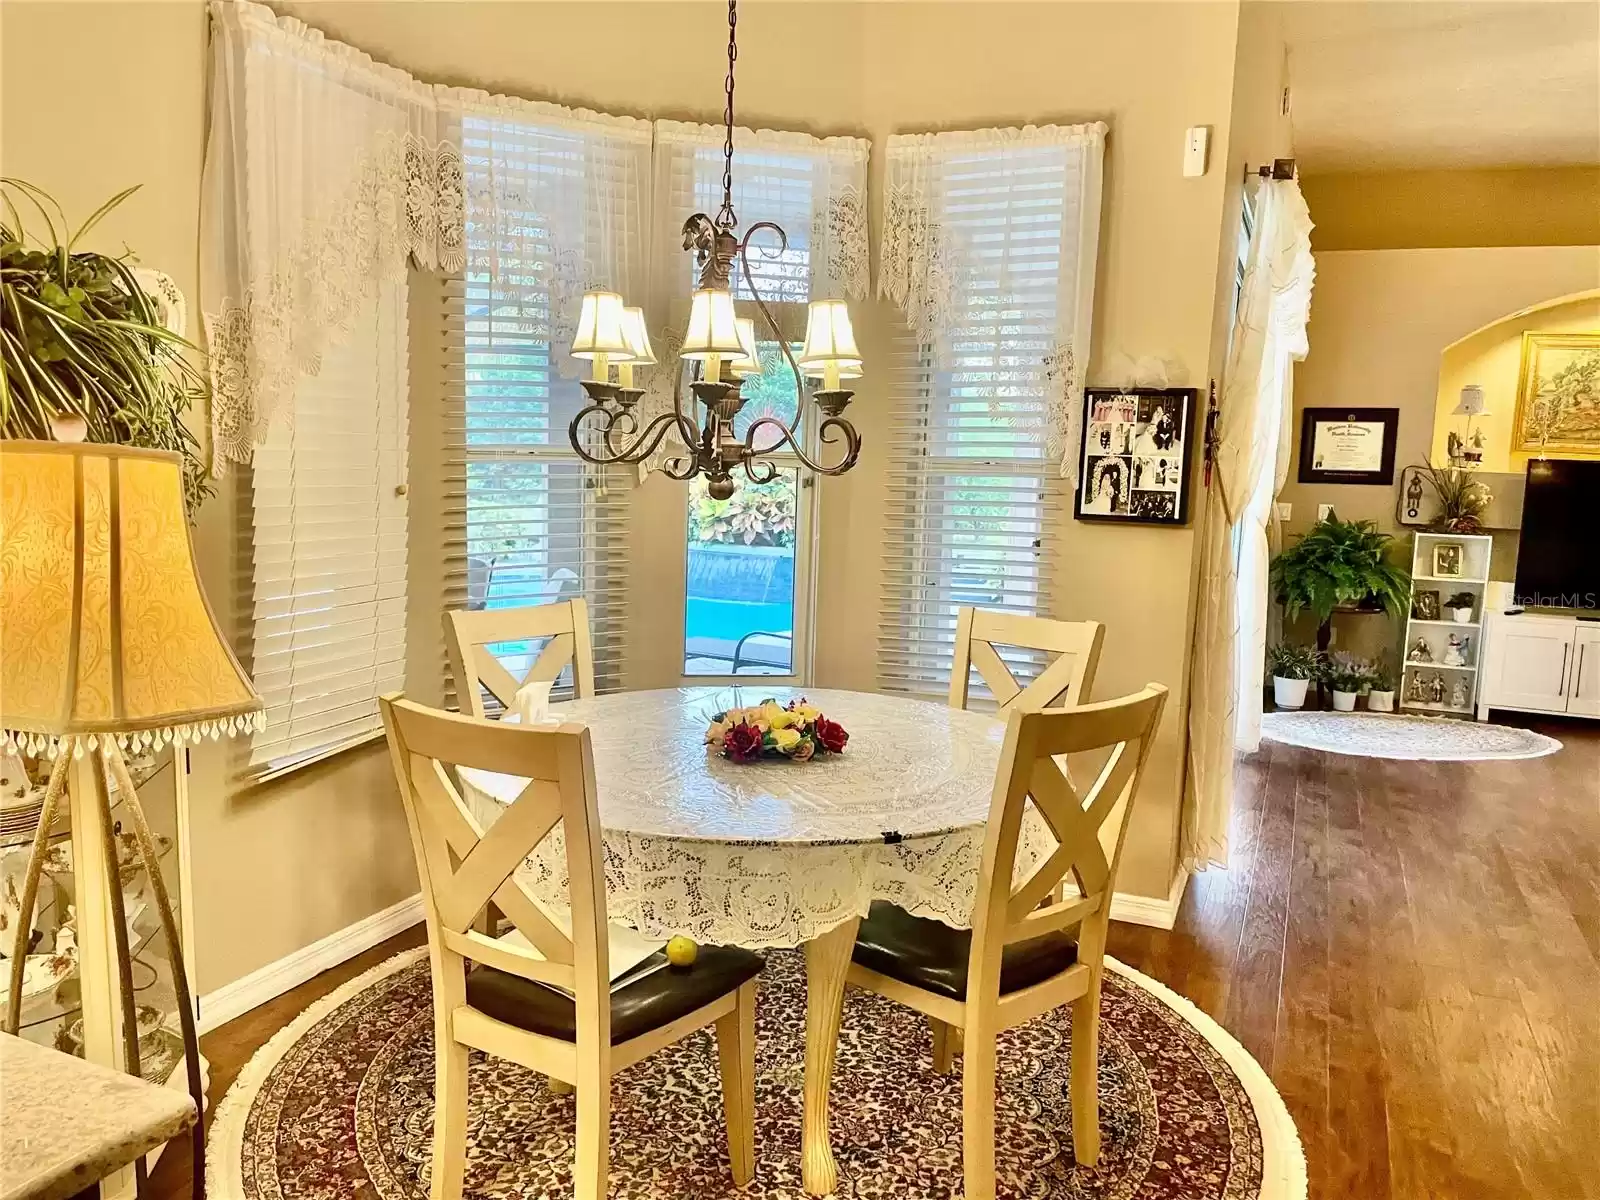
left=466, top=945, right=763, bottom=1044
left=851, top=901, right=1078, bottom=1001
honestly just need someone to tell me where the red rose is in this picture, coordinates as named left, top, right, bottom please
left=814, top=717, right=848, bottom=754
left=723, top=722, right=765, bottom=762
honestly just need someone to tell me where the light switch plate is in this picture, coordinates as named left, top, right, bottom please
left=1275, top=502, right=1292, bottom=522
left=1183, top=126, right=1211, bottom=177
left=1317, top=503, right=1334, bottom=521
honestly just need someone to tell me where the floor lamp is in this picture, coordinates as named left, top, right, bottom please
left=2, top=437, right=263, bottom=1199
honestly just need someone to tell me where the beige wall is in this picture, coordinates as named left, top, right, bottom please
left=1431, top=292, right=1600, bottom=474
left=1278, top=245, right=1600, bottom=659
left=3, top=0, right=1264, bottom=993
left=1301, top=167, right=1600, bottom=252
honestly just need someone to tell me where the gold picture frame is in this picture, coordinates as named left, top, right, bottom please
left=1511, top=332, right=1600, bottom=454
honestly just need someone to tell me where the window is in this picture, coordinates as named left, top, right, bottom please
left=653, top=123, right=868, bottom=679
left=247, top=281, right=409, bottom=771
left=439, top=107, right=650, bottom=702
left=878, top=128, right=1104, bottom=699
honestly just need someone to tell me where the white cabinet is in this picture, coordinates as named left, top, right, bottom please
left=1478, top=611, right=1600, bottom=721
left=1570, top=624, right=1600, bottom=718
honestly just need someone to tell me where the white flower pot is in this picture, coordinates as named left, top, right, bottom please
left=1367, top=689, right=1395, bottom=713
left=1273, top=676, right=1309, bottom=709
left=1331, top=689, right=1359, bottom=712
left=1449, top=607, right=1473, bottom=624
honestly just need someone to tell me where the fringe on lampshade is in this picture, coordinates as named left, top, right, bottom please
left=2, top=711, right=267, bottom=759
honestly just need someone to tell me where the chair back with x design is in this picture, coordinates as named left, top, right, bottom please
left=445, top=598, right=596, bottom=718
left=968, top=684, right=1168, bottom=984
left=948, top=607, right=1105, bottom=715
left=380, top=695, right=611, bottom=1039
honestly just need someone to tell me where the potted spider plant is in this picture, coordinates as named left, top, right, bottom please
left=1267, top=642, right=1321, bottom=710
left=1, top=180, right=209, bottom=512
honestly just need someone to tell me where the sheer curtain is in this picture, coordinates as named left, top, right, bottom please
left=201, top=0, right=457, bottom=473
left=1184, top=178, right=1314, bottom=869
left=878, top=124, right=1104, bottom=481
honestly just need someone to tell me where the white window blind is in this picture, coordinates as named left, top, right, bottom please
left=248, top=280, right=409, bottom=769
left=438, top=105, right=650, bottom=702
left=877, top=127, right=1104, bottom=698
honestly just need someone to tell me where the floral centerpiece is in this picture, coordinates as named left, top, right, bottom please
left=705, top=698, right=848, bottom=763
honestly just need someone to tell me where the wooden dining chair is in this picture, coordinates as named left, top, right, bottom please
left=445, top=597, right=596, bottom=718
left=847, top=684, right=1169, bottom=1198
left=948, top=607, right=1105, bottom=714
left=380, top=695, right=762, bottom=1200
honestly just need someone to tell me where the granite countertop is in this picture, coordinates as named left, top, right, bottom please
left=0, top=1034, right=196, bottom=1200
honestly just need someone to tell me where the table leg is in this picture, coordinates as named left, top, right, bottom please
left=802, top=915, right=861, bottom=1197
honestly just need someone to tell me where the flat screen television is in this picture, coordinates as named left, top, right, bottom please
left=1514, top=458, right=1600, bottom=610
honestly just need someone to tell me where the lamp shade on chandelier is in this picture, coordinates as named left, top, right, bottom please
left=566, top=0, right=863, bottom=497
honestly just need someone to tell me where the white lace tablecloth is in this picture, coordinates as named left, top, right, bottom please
left=459, top=686, right=1054, bottom=949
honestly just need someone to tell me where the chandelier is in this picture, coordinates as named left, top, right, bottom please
left=566, top=0, right=862, bottom=499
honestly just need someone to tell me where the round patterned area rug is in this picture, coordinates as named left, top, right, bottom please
left=209, top=948, right=1304, bottom=1200
left=1261, top=710, right=1562, bottom=761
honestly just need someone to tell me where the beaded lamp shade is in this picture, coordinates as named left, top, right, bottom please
left=1, top=440, right=263, bottom=757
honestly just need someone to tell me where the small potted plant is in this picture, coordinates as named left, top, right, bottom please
left=1267, top=643, right=1320, bottom=710
left=1367, top=657, right=1397, bottom=713
left=1323, top=652, right=1373, bottom=712
left=1444, top=591, right=1475, bottom=624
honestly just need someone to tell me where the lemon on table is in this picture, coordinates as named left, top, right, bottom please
left=665, top=936, right=698, bottom=968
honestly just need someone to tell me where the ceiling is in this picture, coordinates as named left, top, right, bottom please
left=1281, top=1, right=1600, bottom=173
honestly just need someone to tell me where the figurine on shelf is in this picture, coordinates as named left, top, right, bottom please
left=1406, top=670, right=1430, bottom=704
left=1442, top=633, right=1470, bottom=667
left=1428, top=674, right=1447, bottom=705
left=1451, top=677, right=1470, bottom=709
left=1408, top=637, right=1434, bottom=663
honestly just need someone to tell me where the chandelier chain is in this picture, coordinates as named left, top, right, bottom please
left=717, top=0, right=738, bottom=231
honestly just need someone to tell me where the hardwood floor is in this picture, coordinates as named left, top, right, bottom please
left=145, top=718, right=1599, bottom=1200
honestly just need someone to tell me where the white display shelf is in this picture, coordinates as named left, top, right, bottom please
left=1403, top=533, right=1495, bottom=717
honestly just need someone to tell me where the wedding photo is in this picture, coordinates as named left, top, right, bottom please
left=1077, top=387, right=1196, bottom=525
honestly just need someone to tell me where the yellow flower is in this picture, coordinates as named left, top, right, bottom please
left=705, top=719, right=729, bottom=747
left=759, top=700, right=789, bottom=727
left=768, top=709, right=799, bottom=730
left=771, top=726, right=802, bottom=752
left=792, top=703, right=821, bottom=723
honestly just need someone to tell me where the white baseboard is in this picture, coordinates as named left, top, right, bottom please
left=197, top=893, right=423, bottom=1034
left=1109, top=868, right=1189, bottom=930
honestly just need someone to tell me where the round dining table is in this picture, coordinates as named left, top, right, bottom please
left=459, top=685, right=1051, bottom=1196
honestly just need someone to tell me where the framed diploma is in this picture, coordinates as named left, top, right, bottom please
left=1297, top=407, right=1399, bottom=485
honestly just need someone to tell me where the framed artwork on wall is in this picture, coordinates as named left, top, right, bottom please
left=1074, top=387, right=1197, bottom=526
left=1511, top=332, right=1600, bottom=454
left=1296, top=407, right=1400, bottom=485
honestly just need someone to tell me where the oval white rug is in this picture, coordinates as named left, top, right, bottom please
left=1261, top=711, right=1562, bottom=761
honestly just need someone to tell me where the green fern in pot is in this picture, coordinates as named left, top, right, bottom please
left=1270, top=513, right=1413, bottom=631
left=1, top=180, right=209, bottom=512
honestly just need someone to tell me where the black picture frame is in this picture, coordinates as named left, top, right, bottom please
left=1297, top=406, right=1400, bottom=485
left=1074, top=387, right=1198, bottom=526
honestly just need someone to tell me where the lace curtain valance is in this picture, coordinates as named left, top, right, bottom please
left=200, top=1, right=873, bottom=475
left=201, top=0, right=461, bottom=472
left=878, top=123, right=1106, bottom=479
